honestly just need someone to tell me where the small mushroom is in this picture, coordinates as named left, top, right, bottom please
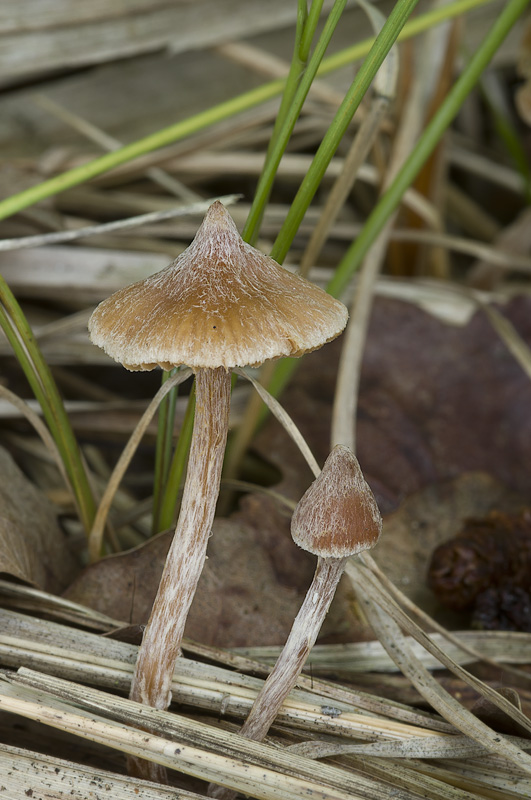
left=88, top=202, right=348, bottom=725
left=237, top=445, right=381, bottom=743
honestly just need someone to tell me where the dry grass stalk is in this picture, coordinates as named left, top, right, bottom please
left=0, top=742, right=202, bottom=800
left=410, top=758, right=531, bottom=800
left=238, top=628, right=531, bottom=672
left=0, top=608, right=446, bottom=742
left=88, top=368, right=192, bottom=559
left=6, top=669, right=527, bottom=800
left=331, top=13, right=451, bottom=450
left=347, top=558, right=531, bottom=775
left=0, top=581, right=451, bottom=734
left=0, top=673, right=415, bottom=800
left=0, top=0, right=301, bottom=82
left=0, top=195, right=240, bottom=252
left=1, top=5, right=530, bottom=797
left=216, top=40, right=347, bottom=107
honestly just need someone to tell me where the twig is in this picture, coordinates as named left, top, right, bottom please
left=34, top=94, right=201, bottom=202
left=0, top=195, right=241, bottom=251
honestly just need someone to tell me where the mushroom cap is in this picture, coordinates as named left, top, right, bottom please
left=88, top=202, right=348, bottom=371
left=291, top=445, right=382, bottom=559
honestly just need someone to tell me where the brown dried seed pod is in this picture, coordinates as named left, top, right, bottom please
left=472, top=584, right=531, bottom=632
left=428, top=510, right=531, bottom=613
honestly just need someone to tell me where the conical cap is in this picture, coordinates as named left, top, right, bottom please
left=89, top=202, right=348, bottom=371
left=291, top=445, right=382, bottom=558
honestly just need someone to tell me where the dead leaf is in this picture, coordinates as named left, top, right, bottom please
left=0, top=445, right=78, bottom=592
left=65, top=516, right=309, bottom=647
left=264, top=296, right=531, bottom=515
left=65, top=490, right=364, bottom=647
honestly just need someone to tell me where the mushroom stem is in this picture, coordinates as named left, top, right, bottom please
left=209, top=555, right=346, bottom=799
left=130, top=366, right=231, bottom=711
left=241, top=555, right=346, bottom=739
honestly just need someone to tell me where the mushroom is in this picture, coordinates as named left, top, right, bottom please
left=234, top=445, right=381, bottom=743
left=88, top=202, right=348, bottom=724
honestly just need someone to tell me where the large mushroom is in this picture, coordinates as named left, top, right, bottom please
left=89, top=202, right=348, bottom=726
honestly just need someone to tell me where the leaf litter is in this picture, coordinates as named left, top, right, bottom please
left=0, top=2, right=531, bottom=797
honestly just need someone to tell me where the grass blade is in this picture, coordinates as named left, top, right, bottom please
left=271, top=0, right=420, bottom=264
left=0, top=277, right=96, bottom=533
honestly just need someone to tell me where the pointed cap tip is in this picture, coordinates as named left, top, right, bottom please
left=201, top=200, right=238, bottom=232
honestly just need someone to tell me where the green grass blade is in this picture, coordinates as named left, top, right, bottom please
left=0, top=0, right=504, bottom=532
left=242, top=0, right=348, bottom=244
left=0, top=82, right=284, bottom=223
left=299, top=0, right=324, bottom=61
left=0, top=277, right=96, bottom=533
left=152, top=368, right=180, bottom=535
left=224, top=0, right=418, bottom=476
left=164, top=1, right=338, bottom=511
left=317, top=0, right=496, bottom=79
left=158, top=381, right=196, bottom=532
left=241, top=0, right=324, bottom=245
left=258, top=0, right=529, bottom=421
left=262, top=0, right=308, bottom=155
left=270, top=0, right=420, bottom=264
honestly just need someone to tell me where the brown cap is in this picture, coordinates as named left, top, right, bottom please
left=291, top=445, right=382, bottom=558
left=89, top=202, right=348, bottom=371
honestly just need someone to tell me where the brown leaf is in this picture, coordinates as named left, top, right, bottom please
left=0, top=445, right=78, bottom=593
left=65, top=491, right=364, bottom=647
left=265, top=296, right=531, bottom=515
left=65, top=514, right=312, bottom=647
